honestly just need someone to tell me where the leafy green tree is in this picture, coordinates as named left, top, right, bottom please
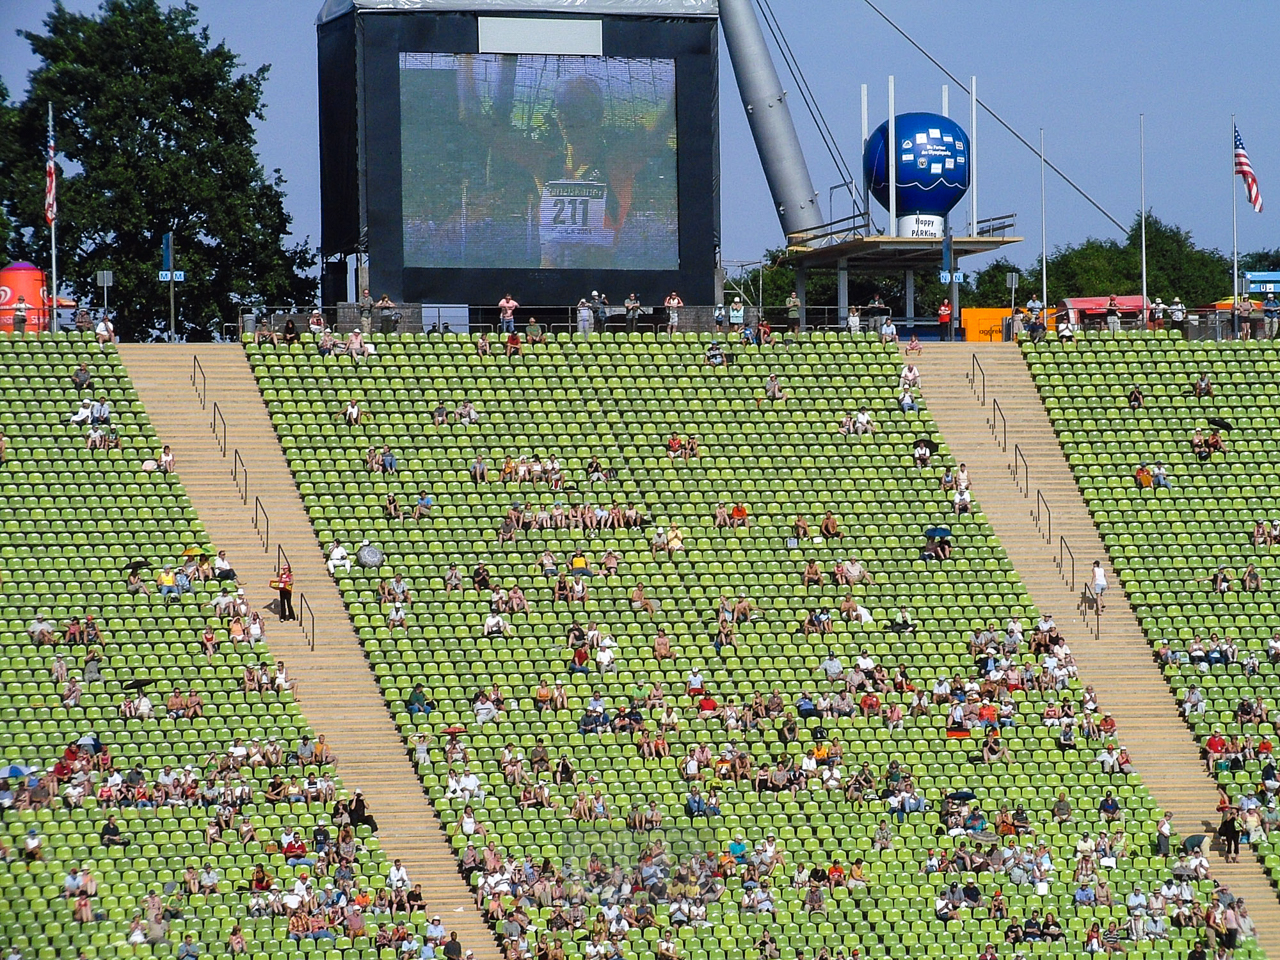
left=0, top=0, right=314, bottom=340
left=0, top=81, right=17, bottom=255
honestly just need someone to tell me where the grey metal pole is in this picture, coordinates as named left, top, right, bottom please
left=970, top=76, right=977, bottom=236
left=888, top=76, right=896, bottom=237
left=719, top=0, right=823, bottom=238
left=169, top=233, right=176, bottom=338
left=861, top=84, right=869, bottom=229
left=1041, top=128, right=1048, bottom=312
left=941, top=84, right=948, bottom=118
left=837, top=257, right=849, bottom=323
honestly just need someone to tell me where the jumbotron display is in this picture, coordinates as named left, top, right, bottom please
left=318, top=3, right=718, bottom=306
left=400, top=53, right=680, bottom=272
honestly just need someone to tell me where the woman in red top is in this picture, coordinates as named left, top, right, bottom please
left=277, top=565, right=295, bottom=621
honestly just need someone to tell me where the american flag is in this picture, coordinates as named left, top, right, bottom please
left=1235, top=124, right=1262, bottom=213
left=44, top=108, right=56, bottom=225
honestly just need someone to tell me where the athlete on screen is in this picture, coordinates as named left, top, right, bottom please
left=454, top=58, right=676, bottom=268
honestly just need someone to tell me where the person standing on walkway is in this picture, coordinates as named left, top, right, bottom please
left=1092, top=561, right=1108, bottom=611
left=1156, top=812, right=1171, bottom=858
left=1105, top=295, right=1121, bottom=333
left=1218, top=808, right=1242, bottom=864
left=276, top=565, right=295, bottom=622
left=498, top=294, right=519, bottom=334
left=358, top=289, right=374, bottom=333
left=937, top=299, right=953, bottom=341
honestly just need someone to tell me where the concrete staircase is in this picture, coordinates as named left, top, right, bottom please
left=117, top=343, right=499, bottom=959
left=915, top=341, right=1280, bottom=953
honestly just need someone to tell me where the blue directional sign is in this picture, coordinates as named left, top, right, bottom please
left=159, top=271, right=171, bottom=282
left=173, top=271, right=185, bottom=282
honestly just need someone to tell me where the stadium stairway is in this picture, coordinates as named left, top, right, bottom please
left=915, top=341, right=1280, bottom=949
left=117, top=343, right=502, bottom=959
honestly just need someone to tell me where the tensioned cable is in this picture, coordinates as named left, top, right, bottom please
left=860, top=0, right=1126, bottom=233
left=754, top=0, right=861, bottom=215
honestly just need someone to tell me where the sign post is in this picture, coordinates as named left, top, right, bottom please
left=1006, top=270, right=1019, bottom=321
left=163, top=232, right=175, bottom=337
left=95, top=270, right=113, bottom=319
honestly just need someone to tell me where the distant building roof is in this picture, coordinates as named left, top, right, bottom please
left=318, top=0, right=718, bottom=25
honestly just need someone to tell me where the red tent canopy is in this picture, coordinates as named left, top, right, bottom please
left=1056, top=296, right=1149, bottom=316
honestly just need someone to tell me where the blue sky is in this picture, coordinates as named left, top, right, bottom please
left=2, top=0, right=1276, bottom=278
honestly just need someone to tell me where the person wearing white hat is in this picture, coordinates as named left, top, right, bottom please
left=70, top=398, right=93, bottom=426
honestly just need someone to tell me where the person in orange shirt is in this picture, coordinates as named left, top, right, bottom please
left=729, top=502, right=750, bottom=529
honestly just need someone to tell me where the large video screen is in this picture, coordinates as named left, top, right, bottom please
left=399, top=52, right=679, bottom=271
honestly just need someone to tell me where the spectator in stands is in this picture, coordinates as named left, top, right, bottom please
left=913, top=439, right=932, bottom=468
left=470, top=455, right=488, bottom=482
left=1193, top=371, right=1213, bottom=397
left=757, top=374, right=787, bottom=407
left=213, top=550, right=238, bottom=583
left=327, top=541, right=351, bottom=575
left=880, top=317, right=898, bottom=344
left=27, top=611, right=55, bottom=643
left=1128, top=385, right=1144, bottom=409
left=819, top=512, right=844, bottom=540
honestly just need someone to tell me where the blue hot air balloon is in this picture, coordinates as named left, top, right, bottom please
left=863, top=112, right=970, bottom=238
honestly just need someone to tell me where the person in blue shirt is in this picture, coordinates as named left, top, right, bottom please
left=1265, top=292, right=1280, bottom=339
left=381, top=445, right=398, bottom=473
left=412, top=490, right=435, bottom=520
left=796, top=693, right=818, bottom=719
left=729, top=834, right=749, bottom=863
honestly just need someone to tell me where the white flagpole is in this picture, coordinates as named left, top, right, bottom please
left=1140, top=114, right=1147, bottom=322
left=48, top=101, right=57, bottom=337
left=1232, top=114, right=1239, bottom=339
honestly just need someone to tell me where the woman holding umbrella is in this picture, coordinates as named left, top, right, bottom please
left=275, top=565, right=295, bottom=622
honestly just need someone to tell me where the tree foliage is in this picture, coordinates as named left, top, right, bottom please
left=0, top=0, right=315, bottom=339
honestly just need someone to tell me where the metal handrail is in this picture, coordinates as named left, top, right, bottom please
left=970, top=354, right=986, bottom=405
left=990, top=397, right=1007, bottom=451
left=253, top=496, right=269, bottom=552
left=1035, top=489, right=1052, bottom=543
left=191, top=355, right=207, bottom=409
left=299, top=593, right=315, bottom=652
left=1012, top=443, right=1029, bottom=496
left=1058, top=536, right=1076, bottom=592
left=211, top=401, right=227, bottom=457
left=232, top=449, right=248, bottom=505
left=276, top=543, right=291, bottom=577
left=1079, top=583, right=1101, bottom=639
